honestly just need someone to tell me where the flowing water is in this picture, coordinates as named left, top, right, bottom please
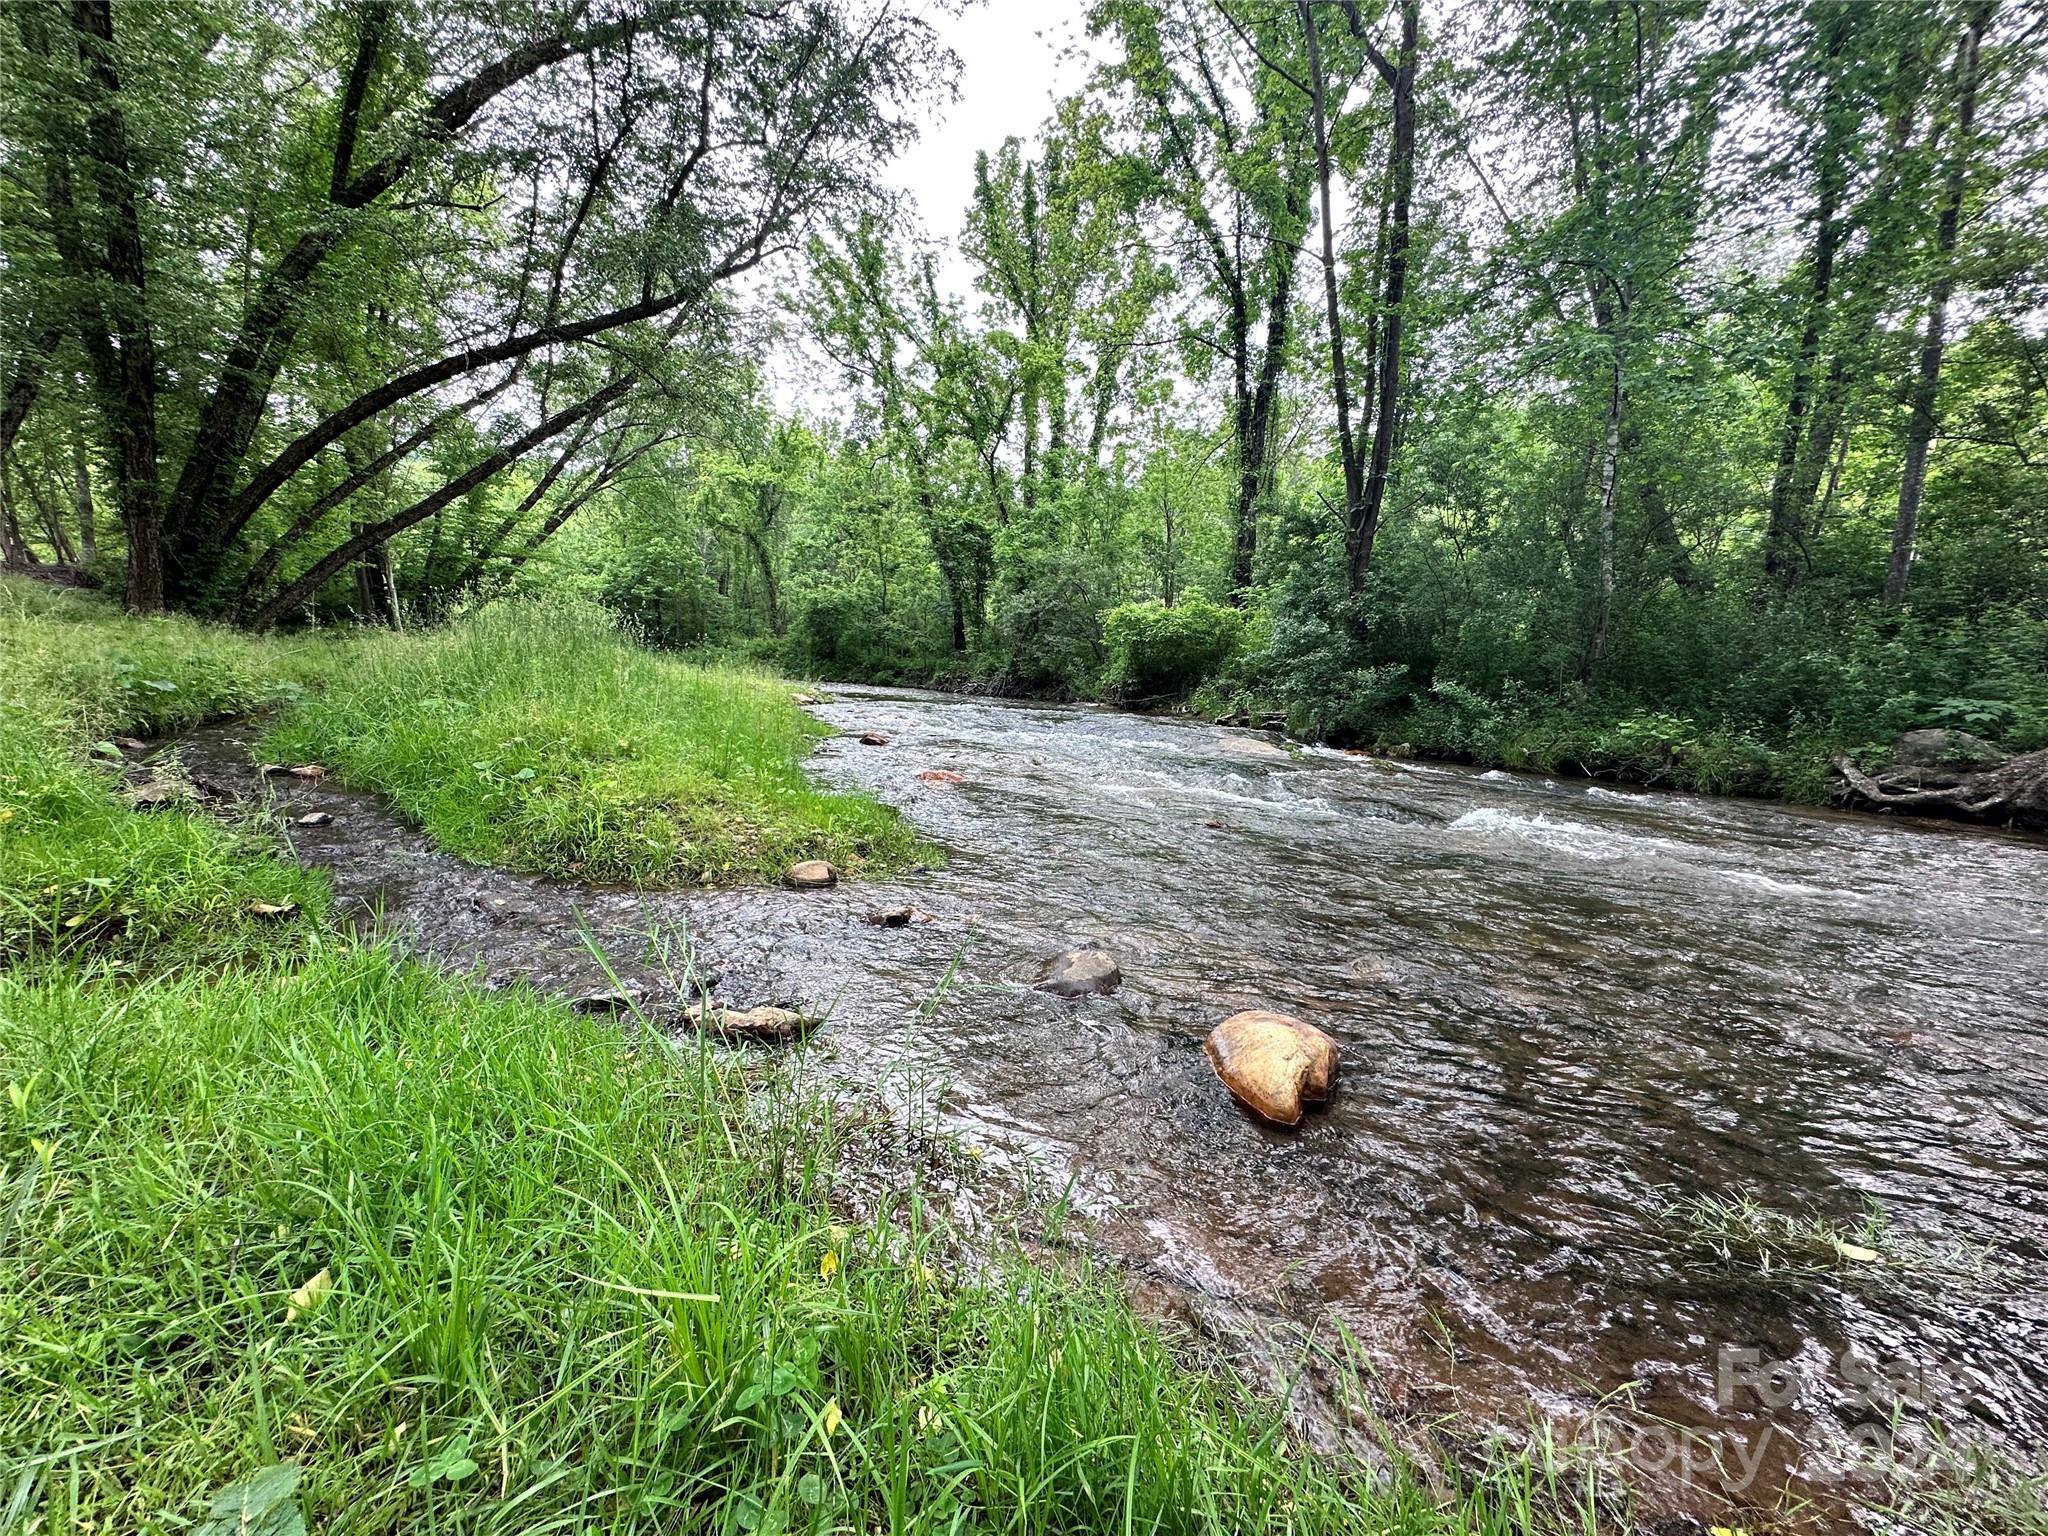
left=169, top=688, right=2048, bottom=1529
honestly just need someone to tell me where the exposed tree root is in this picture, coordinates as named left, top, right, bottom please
left=1833, top=749, right=2048, bottom=832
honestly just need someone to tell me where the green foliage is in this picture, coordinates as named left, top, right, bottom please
left=1101, top=591, right=1245, bottom=700
left=530, top=0, right=2045, bottom=799
left=984, top=546, right=1112, bottom=694
left=786, top=591, right=947, bottom=685
left=263, top=598, right=932, bottom=885
left=0, top=0, right=950, bottom=616
left=11, top=0, right=2039, bottom=823
left=195, top=1465, right=307, bottom=1536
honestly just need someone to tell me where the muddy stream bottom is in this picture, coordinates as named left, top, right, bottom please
left=159, top=689, right=2048, bottom=1531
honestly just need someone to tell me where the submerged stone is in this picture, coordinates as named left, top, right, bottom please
left=865, top=906, right=934, bottom=927
left=916, top=769, right=965, bottom=784
left=1040, top=947, right=1121, bottom=997
left=1217, top=734, right=1290, bottom=761
left=1204, top=1010, right=1338, bottom=1127
left=857, top=731, right=891, bottom=746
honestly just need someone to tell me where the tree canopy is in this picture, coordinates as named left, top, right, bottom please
left=6, top=0, right=2045, bottom=790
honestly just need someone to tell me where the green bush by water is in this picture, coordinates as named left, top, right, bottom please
left=1102, top=592, right=1246, bottom=701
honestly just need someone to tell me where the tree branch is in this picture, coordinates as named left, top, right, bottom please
left=244, top=376, right=632, bottom=630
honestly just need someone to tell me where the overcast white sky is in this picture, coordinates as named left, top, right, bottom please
left=883, top=0, right=1094, bottom=258
left=759, top=0, right=1097, bottom=413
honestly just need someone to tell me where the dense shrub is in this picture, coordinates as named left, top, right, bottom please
left=1100, top=591, right=1245, bottom=700
left=985, top=550, right=1110, bottom=695
left=782, top=592, right=948, bottom=684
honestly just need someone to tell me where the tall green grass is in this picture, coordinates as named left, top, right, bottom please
left=0, top=950, right=1601, bottom=1535
left=0, top=578, right=327, bottom=964
left=263, top=600, right=932, bottom=885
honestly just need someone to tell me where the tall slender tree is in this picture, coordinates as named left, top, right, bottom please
left=1094, top=0, right=1313, bottom=605
left=1886, top=0, right=1995, bottom=606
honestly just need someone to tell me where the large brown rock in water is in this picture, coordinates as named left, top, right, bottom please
left=1204, top=1010, right=1338, bottom=1127
left=786, top=860, right=837, bottom=889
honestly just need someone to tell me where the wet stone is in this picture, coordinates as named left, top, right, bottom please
left=865, top=906, right=933, bottom=927
left=786, top=860, right=837, bottom=889
left=1204, top=1010, right=1338, bottom=1128
left=1039, top=947, right=1121, bottom=998
left=684, top=1001, right=814, bottom=1042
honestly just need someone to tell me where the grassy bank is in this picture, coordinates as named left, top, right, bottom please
left=0, top=580, right=330, bottom=965
left=13, top=577, right=2034, bottom=1532
left=263, top=600, right=930, bottom=886
left=2, top=581, right=929, bottom=928
left=0, top=576, right=1618, bottom=1534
